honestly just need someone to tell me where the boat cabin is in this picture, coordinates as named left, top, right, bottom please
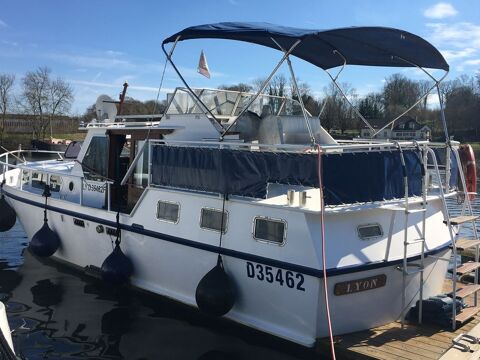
left=67, top=87, right=337, bottom=212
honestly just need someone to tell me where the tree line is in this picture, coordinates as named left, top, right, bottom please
left=2, top=66, right=479, bottom=143
left=219, top=72, right=480, bottom=140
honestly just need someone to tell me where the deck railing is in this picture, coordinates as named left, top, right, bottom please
left=0, top=140, right=458, bottom=210
left=0, top=149, right=113, bottom=210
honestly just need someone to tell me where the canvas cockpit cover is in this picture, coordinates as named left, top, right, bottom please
left=150, top=145, right=429, bottom=204
left=162, top=22, right=449, bottom=71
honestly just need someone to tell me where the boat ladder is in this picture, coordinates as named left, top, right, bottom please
left=390, top=143, right=428, bottom=327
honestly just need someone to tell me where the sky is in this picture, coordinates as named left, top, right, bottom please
left=1, top=0, right=479, bottom=115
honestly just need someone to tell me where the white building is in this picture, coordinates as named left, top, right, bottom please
left=360, top=116, right=431, bottom=140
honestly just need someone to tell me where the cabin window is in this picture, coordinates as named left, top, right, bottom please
left=357, top=224, right=383, bottom=240
left=31, top=172, right=46, bottom=189
left=21, top=170, right=30, bottom=186
left=133, top=140, right=149, bottom=188
left=200, top=208, right=228, bottom=233
left=49, top=175, right=62, bottom=192
left=253, top=217, right=286, bottom=245
left=157, top=200, right=180, bottom=223
left=82, top=136, right=108, bottom=181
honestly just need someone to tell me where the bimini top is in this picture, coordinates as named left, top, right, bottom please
left=162, top=22, right=448, bottom=71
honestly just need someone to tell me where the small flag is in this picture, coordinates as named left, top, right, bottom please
left=197, top=50, right=211, bottom=79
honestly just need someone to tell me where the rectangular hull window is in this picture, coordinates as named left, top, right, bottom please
left=253, top=217, right=286, bottom=245
left=357, top=224, right=383, bottom=240
left=157, top=201, right=180, bottom=223
left=200, top=208, right=228, bottom=233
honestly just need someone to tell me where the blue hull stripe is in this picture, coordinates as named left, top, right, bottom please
left=4, top=190, right=451, bottom=278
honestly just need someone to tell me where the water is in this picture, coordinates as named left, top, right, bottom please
left=1, top=150, right=480, bottom=359
left=0, top=229, right=317, bottom=360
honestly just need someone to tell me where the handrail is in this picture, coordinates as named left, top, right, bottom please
left=426, top=147, right=458, bottom=328
left=0, top=150, right=113, bottom=184
left=150, top=138, right=450, bottom=153
left=0, top=149, right=114, bottom=210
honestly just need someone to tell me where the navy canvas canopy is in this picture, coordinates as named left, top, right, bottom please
left=163, top=22, right=448, bottom=71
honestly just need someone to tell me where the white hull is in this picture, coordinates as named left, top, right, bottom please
left=5, top=184, right=452, bottom=346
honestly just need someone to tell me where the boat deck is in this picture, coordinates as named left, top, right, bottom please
left=317, top=279, right=480, bottom=359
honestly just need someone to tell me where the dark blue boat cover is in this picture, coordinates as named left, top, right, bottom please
left=150, top=146, right=423, bottom=205
left=163, top=22, right=448, bottom=71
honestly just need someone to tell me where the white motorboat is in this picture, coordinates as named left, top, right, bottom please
left=0, top=23, right=478, bottom=347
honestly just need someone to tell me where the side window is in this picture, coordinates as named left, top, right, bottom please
left=31, top=172, right=46, bottom=189
left=21, top=170, right=30, bottom=186
left=82, top=136, right=108, bottom=181
left=200, top=208, right=228, bottom=233
left=157, top=201, right=180, bottom=223
left=133, top=140, right=149, bottom=188
left=253, top=217, right=286, bottom=245
left=49, top=175, right=62, bottom=192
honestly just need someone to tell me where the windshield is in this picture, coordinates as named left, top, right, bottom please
left=165, top=88, right=307, bottom=117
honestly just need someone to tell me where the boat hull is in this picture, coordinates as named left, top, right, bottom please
left=4, top=185, right=452, bottom=347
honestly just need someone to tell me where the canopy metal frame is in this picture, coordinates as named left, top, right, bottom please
left=162, top=37, right=319, bottom=144
left=161, top=37, right=224, bottom=134
left=161, top=24, right=451, bottom=145
left=368, top=57, right=449, bottom=141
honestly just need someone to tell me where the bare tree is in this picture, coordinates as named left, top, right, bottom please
left=0, top=74, right=15, bottom=142
left=417, top=80, right=434, bottom=111
left=383, top=73, right=421, bottom=120
left=358, top=92, right=384, bottom=120
left=22, top=67, right=73, bottom=139
left=319, top=82, right=357, bottom=133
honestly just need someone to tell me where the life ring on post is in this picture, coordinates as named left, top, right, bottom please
left=458, top=144, right=477, bottom=201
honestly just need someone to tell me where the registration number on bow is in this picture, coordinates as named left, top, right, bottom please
left=246, top=262, right=305, bottom=291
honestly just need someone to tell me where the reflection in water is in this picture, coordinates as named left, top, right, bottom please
left=0, top=224, right=315, bottom=360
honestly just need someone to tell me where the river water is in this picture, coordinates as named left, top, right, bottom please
left=1, top=151, right=479, bottom=359
left=0, top=223, right=319, bottom=360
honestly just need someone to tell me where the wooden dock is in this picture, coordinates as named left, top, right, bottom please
left=317, top=279, right=480, bottom=359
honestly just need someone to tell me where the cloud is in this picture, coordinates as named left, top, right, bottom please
left=45, top=52, right=133, bottom=69
left=105, top=50, right=124, bottom=56
left=0, top=19, right=7, bottom=28
left=441, top=48, right=477, bottom=61
left=463, top=59, right=480, bottom=66
left=1, top=40, right=18, bottom=47
left=423, top=3, right=457, bottom=19
left=427, top=22, right=480, bottom=48
left=70, top=79, right=171, bottom=93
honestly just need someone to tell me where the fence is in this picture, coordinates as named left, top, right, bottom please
left=1, top=114, right=80, bottom=134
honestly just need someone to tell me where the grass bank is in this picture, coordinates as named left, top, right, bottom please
left=0, top=132, right=86, bottom=151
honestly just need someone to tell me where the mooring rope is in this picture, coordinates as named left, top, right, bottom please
left=317, top=144, right=336, bottom=360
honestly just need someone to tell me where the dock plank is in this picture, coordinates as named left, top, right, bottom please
left=321, top=279, right=480, bottom=359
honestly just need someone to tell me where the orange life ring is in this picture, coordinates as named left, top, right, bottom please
left=458, top=144, right=477, bottom=201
